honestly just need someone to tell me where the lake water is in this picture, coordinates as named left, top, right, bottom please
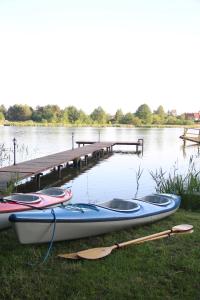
left=0, top=126, right=199, bottom=203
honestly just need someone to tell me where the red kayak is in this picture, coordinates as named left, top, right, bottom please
left=0, top=187, right=72, bottom=230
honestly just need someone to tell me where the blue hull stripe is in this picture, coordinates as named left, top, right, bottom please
left=9, top=196, right=181, bottom=224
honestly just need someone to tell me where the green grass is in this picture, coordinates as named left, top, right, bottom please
left=0, top=209, right=199, bottom=300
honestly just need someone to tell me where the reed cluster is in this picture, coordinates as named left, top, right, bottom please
left=150, top=156, right=200, bottom=210
left=150, top=157, right=200, bottom=194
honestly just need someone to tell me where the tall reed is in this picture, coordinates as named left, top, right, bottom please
left=150, top=156, right=200, bottom=195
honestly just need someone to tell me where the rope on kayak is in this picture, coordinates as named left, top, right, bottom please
left=27, top=208, right=56, bottom=267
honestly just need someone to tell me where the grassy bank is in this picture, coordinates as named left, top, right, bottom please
left=0, top=209, right=199, bottom=300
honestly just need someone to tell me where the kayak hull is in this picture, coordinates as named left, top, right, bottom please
left=9, top=194, right=181, bottom=244
left=0, top=187, right=72, bottom=230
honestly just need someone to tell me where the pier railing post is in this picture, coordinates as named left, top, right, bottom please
left=138, top=138, right=144, bottom=154
left=13, top=137, right=17, bottom=165
left=72, top=132, right=74, bottom=150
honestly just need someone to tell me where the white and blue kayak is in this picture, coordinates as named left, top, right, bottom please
left=9, top=193, right=181, bottom=244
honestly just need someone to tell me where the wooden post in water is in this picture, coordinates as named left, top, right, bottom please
left=138, top=138, right=144, bottom=154
left=85, top=155, right=88, bottom=165
left=36, top=173, right=43, bottom=189
left=98, top=130, right=101, bottom=142
left=72, top=132, right=74, bottom=150
left=13, top=138, right=17, bottom=165
left=183, top=128, right=188, bottom=147
left=58, top=165, right=63, bottom=179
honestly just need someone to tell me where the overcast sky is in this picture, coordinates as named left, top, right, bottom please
left=0, top=0, right=200, bottom=114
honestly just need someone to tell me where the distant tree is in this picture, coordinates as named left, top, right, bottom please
left=0, top=111, right=5, bottom=122
left=76, top=109, right=91, bottom=124
left=165, top=116, right=179, bottom=125
left=32, top=105, right=61, bottom=122
left=121, top=113, right=142, bottom=126
left=60, top=108, right=69, bottom=123
left=43, top=105, right=61, bottom=122
left=152, top=114, right=164, bottom=125
left=65, top=106, right=80, bottom=123
left=155, top=105, right=165, bottom=116
left=135, top=104, right=152, bottom=124
left=90, top=106, right=108, bottom=124
left=7, top=104, right=32, bottom=121
left=0, top=105, right=6, bottom=117
left=121, top=112, right=135, bottom=124
left=114, top=109, right=124, bottom=123
left=154, top=105, right=166, bottom=123
left=32, top=106, right=43, bottom=122
left=132, top=116, right=142, bottom=126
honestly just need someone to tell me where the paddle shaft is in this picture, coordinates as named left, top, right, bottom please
left=133, top=229, right=193, bottom=245
left=115, top=225, right=194, bottom=249
left=114, top=229, right=172, bottom=249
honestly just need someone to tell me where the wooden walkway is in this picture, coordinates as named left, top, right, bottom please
left=0, top=139, right=143, bottom=190
left=0, top=142, right=114, bottom=189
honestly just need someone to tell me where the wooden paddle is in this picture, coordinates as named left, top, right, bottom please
left=58, top=224, right=193, bottom=260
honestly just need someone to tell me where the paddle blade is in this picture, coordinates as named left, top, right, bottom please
left=58, top=253, right=80, bottom=260
left=172, top=224, right=193, bottom=232
left=77, top=246, right=114, bottom=260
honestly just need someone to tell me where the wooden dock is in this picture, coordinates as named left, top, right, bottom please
left=0, top=140, right=143, bottom=190
left=76, top=138, right=143, bottom=150
left=180, top=128, right=200, bottom=145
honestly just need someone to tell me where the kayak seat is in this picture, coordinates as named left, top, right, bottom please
left=99, top=198, right=140, bottom=212
left=37, top=187, right=65, bottom=197
left=4, top=194, right=41, bottom=204
left=141, top=194, right=172, bottom=206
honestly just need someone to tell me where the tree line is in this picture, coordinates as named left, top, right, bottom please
left=0, top=104, right=193, bottom=125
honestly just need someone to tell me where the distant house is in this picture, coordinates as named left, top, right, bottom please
left=185, top=112, right=200, bottom=121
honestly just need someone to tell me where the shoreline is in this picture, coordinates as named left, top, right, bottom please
left=2, top=121, right=200, bottom=129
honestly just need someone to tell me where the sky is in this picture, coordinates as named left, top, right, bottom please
left=0, top=0, right=200, bottom=115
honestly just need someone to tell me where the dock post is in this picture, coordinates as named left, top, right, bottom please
left=138, top=139, right=144, bottom=153
left=98, top=130, right=101, bottom=142
left=72, top=132, right=74, bottom=150
left=73, top=159, right=77, bottom=168
left=58, top=165, right=63, bottom=179
left=100, top=149, right=104, bottom=157
left=85, top=155, right=88, bottom=165
left=36, top=173, right=43, bottom=189
left=13, top=138, right=17, bottom=165
left=78, top=159, right=82, bottom=169
left=183, top=128, right=187, bottom=146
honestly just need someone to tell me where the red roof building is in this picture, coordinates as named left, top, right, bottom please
left=185, top=112, right=200, bottom=121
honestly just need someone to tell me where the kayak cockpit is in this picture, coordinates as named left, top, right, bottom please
left=37, top=187, right=66, bottom=197
left=98, top=198, right=140, bottom=212
left=141, top=194, right=172, bottom=206
left=3, top=194, right=41, bottom=204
